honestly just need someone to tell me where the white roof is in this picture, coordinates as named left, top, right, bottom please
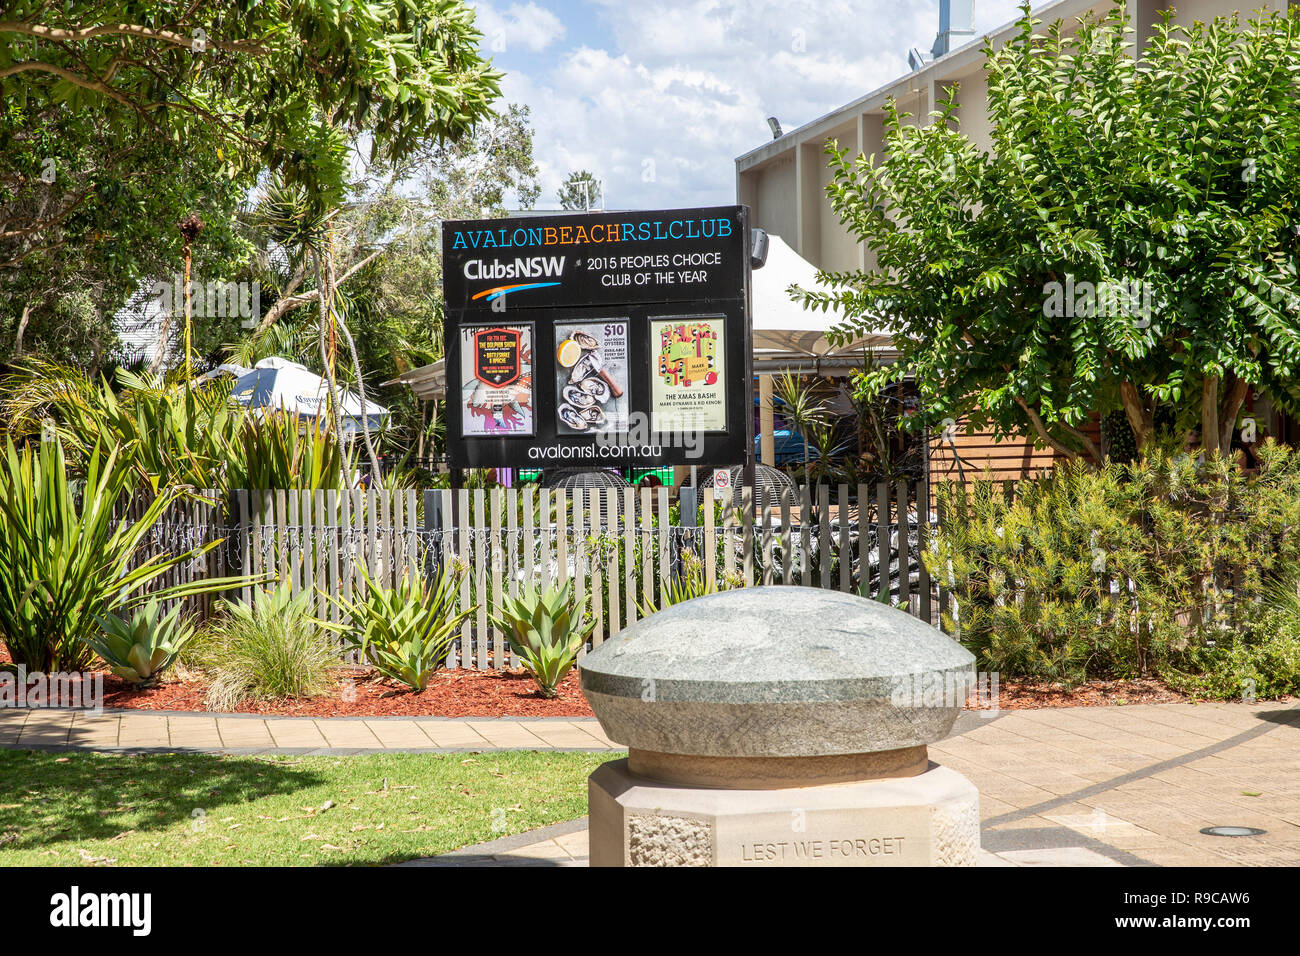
left=751, top=233, right=891, bottom=359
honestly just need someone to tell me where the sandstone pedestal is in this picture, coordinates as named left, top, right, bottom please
left=579, top=586, right=981, bottom=867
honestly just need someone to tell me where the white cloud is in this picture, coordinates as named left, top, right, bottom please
left=474, top=1, right=567, bottom=54
left=508, top=0, right=1029, bottom=209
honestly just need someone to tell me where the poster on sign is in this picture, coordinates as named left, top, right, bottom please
left=649, top=316, right=726, bottom=433
left=554, top=319, right=630, bottom=434
left=460, top=324, right=534, bottom=437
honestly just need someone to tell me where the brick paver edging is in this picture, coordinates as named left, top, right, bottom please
left=2, top=706, right=604, bottom=723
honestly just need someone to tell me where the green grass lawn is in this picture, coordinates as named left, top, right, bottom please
left=0, top=749, right=618, bottom=866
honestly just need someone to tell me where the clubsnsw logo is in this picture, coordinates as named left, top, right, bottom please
left=49, top=886, right=151, bottom=936
left=462, top=256, right=565, bottom=280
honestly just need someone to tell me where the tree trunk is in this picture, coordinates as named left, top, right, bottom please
left=1119, top=382, right=1153, bottom=453
left=1217, top=374, right=1249, bottom=455
left=326, top=240, right=382, bottom=482
left=313, top=252, right=350, bottom=475
left=148, top=304, right=175, bottom=376
left=1200, top=374, right=1221, bottom=456
left=14, top=303, right=30, bottom=355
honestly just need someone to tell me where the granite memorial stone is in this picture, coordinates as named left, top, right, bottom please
left=580, top=586, right=981, bottom=866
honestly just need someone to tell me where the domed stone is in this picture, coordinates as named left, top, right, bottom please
left=579, top=586, right=976, bottom=758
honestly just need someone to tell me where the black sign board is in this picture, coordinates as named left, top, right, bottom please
left=442, top=205, right=753, bottom=471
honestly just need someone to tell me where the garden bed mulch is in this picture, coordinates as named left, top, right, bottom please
left=99, top=668, right=594, bottom=718
left=965, top=677, right=1193, bottom=710
left=48, top=671, right=1212, bottom=717
left=3, top=645, right=1280, bottom=716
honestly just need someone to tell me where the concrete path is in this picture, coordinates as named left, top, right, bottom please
left=0, top=708, right=621, bottom=754
left=407, top=701, right=1300, bottom=868
left=2, top=700, right=1298, bottom=866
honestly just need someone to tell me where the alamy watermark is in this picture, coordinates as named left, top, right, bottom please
left=151, top=275, right=261, bottom=325
left=0, top=666, right=103, bottom=715
left=890, top=669, right=999, bottom=716
left=49, top=886, right=151, bottom=936
left=1042, top=276, right=1153, bottom=327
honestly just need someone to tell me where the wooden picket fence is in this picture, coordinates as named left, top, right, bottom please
left=130, top=482, right=940, bottom=670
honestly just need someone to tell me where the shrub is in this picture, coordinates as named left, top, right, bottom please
left=490, top=582, right=594, bottom=698
left=195, top=585, right=337, bottom=711
left=930, top=442, right=1300, bottom=686
left=333, top=563, right=473, bottom=691
left=88, top=598, right=196, bottom=685
left=1165, top=569, right=1300, bottom=701
left=0, top=437, right=241, bottom=672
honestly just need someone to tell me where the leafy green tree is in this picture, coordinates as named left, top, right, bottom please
left=229, top=104, right=541, bottom=459
left=557, top=169, right=602, bottom=210
left=2, top=0, right=504, bottom=376
left=1, top=104, right=251, bottom=368
left=0, top=1, right=503, bottom=212
left=802, top=4, right=1300, bottom=462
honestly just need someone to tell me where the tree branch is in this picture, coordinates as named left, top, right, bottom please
left=1119, top=381, right=1152, bottom=450
left=0, top=61, right=159, bottom=130
left=1061, top=420, right=1102, bottom=464
left=247, top=246, right=387, bottom=337
left=0, top=21, right=269, bottom=55
left=1014, top=395, right=1082, bottom=462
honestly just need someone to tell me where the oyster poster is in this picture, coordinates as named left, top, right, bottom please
left=554, top=320, right=630, bottom=434
left=650, top=317, right=726, bottom=432
left=461, top=325, right=534, bottom=436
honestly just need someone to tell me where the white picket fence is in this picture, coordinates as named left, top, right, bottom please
left=148, top=483, right=940, bottom=669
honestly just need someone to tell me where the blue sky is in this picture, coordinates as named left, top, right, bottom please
left=468, top=0, right=1028, bottom=210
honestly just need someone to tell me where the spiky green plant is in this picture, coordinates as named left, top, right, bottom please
left=0, top=437, right=245, bottom=672
left=333, top=563, right=472, bottom=691
left=88, top=598, right=196, bottom=685
left=490, top=582, right=594, bottom=698
left=225, top=410, right=354, bottom=492
left=639, top=549, right=732, bottom=616
left=0, top=359, right=245, bottom=493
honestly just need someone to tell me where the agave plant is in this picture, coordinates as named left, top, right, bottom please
left=88, top=598, right=196, bottom=685
left=0, top=437, right=249, bottom=672
left=490, top=582, right=595, bottom=698
left=639, top=549, right=725, bottom=616
left=333, top=562, right=473, bottom=691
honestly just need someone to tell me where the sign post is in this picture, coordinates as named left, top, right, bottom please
left=442, top=206, right=753, bottom=477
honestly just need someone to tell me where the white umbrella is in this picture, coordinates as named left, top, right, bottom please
left=230, top=357, right=388, bottom=437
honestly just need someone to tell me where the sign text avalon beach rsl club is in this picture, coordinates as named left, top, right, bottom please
left=442, top=206, right=752, bottom=470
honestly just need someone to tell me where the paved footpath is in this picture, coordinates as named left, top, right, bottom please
left=0, top=709, right=621, bottom=753
left=2, top=701, right=1298, bottom=867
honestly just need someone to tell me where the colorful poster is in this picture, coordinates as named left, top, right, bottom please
left=650, top=316, right=726, bottom=432
left=460, top=325, right=534, bottom=437
left=554, top=320, right=631, bottom=434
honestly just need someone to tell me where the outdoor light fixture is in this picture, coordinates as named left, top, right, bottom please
left=750, top=228, right=770, bottom=269
left=766, top=116, right=782, bottom=139
left=1200, top=826, right=1267, bottom=837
